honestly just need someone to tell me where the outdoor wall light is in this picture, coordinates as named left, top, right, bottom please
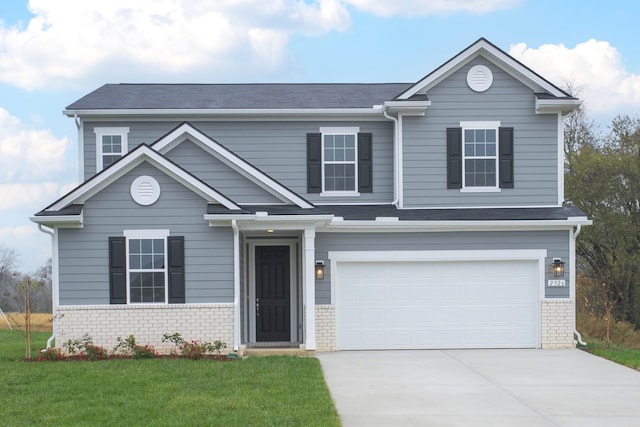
left=552, top=258, right=565, bottom=277
left=315, top=260, right=325, bottom=280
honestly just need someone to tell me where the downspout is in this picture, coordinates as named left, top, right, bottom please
left=37, top=224, right=56, bottom=349
left=74, top=114, right=84, bottom=183
left=383, top=107, right=400, bottom=206
left=231, top=220, right=240, bottom=352
left=572, top=224, right=587, bottom=346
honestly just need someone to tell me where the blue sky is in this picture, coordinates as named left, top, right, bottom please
left=1, top=0, right=639, bottom=272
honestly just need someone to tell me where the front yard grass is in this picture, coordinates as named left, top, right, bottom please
left=581, top=339, right=640, bottom=371
left=0, top=330, right=339, bottom=426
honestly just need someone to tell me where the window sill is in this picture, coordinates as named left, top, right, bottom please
left=460, top=187, right=501, bottom=193
left=320, top=191, right=360, bottom=197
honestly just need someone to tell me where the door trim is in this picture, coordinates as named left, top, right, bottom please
left=248, top=239, right=298, bottom=343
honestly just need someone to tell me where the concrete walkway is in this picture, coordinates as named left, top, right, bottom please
left=317, top=349, right=640, bottom=426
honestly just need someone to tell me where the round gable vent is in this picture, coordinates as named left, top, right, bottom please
left=466, top=64, right=493, bottom=92
left=131, top=175, right=161, bottom=206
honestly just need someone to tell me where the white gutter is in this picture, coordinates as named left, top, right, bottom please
left=63, top=107, right=384, bottom=118
left=36, top=224, right=57, bottom=349
left=231, top=220, right=240, bottom=351
left=572, top=224, right=587, bottom=346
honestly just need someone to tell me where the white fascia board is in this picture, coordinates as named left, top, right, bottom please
left=48, top=146, right=240, bottom=211
left=535, top=98, right=583, bottom=115
left=63, top=108, right=382, bottom=118
left=30, top=215, right=83, bottom=228
left=154, top=123, right=314, bottom=209
left=205, top=214, right=334, bottom=228
left=383, top=100, right=431, bottom=115
left=398, top=39, right=567, bottom=100
left=321, top=218, right=592, bottom=232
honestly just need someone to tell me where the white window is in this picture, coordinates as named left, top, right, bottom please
left=320, top=127, right=359, bottom=194
left=95, top=127, right=129, bottom=172
left=124, top=230, right=169, bottom=304
left=461, top=121, right=500, bottom=189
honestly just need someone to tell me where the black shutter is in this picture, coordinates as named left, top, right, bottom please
left=168, top=236, right=185, bottom=304
left=109, top=237, right=126, bottom=304
left=307, top=133, right=322, bottom=193
left=357, top=133, right=373, bottom=193
left=499, top=127, right=514, bottom=189
left=447, top=128, right=462, bottom=189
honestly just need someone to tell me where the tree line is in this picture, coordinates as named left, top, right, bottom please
left=565, top=105, right=640, bottom=330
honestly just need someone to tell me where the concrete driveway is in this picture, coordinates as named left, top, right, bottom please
left=317, top=349, right=640, bottom=426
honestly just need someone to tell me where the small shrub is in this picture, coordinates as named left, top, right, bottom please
left=114, top=335, right=157, bottom=359
left=162, top=332, right=227, bottom=359
left=38, top=347, right=64, bottom=361
left=62, top=334, right=109, bottom=361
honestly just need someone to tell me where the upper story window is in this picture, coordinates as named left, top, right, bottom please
left=306, top=128, right=373, bottom=196
left=95, top=127, right=129, bottom=172
left=322, top=128, right=358, bottom=193
left=463, top=123, right=498, bottom=189
left=446, top=122, right=514, bottom=191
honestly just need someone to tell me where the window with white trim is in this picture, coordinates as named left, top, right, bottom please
left=124, top=230, right=169, bottom=304
left=321, top=127, right=358, bottom=193
left=462, top=122, right=499, bottom=188
left=95, top=127, right=129, bottom=171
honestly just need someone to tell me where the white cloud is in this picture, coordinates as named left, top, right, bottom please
left=0, top=107, right=71, bottom=181
left=341, top=0, right=520, bottom=17
left=0, top=225, right=36, bottom=240
left=0, top=183, right=60, bottom=211
left=0, top=0, right=351, bottom=90
left=509, top=39, right=640, bottom=116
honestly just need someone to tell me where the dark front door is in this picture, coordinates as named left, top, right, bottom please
left=255, top=245, right=291, bottom=342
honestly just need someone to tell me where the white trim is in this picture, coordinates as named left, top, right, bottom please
left=95, top=127, right=129, bottom=172
left=247, top=239, right=299, bottom=344
left=460, top=122, right=500, bottom=190
left=397, top=39, right=567, bottom=100
left=152, top=123, right=313, bottom=209
left=123, top=230, right=170, bottom=305
left=65, top=108, right=384, bottom=118
left=398, top=113, right=405, bottom=208
left=30, top=214, right=83, bottom=227
left=558, top=113, right=565, bottom=205
left=232, top=220, right=240, bottom=351
left=460, top=188, right=501, bottom=193
left=123, top=229, right=170, bottom=239
left=303, top=228, right=316, bottom=350
left=47, top=145, right=240, bottom=211
left=382, top=100, right=430, bottom=115
left=319, top=127, right=359, bottom=194
left=76, top=116, right=84, bottom=182
left=535, top=97, right=582, bottom=115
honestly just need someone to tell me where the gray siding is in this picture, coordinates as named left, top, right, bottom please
left=164, top=139, right=282, bottom=204
left=314, top=230, right=570, bottom=304
left=59, top=162, right=233, bottom=305
left=402, top=57, right=559, bottom=207
left=83, top=120, right=395, bottom=204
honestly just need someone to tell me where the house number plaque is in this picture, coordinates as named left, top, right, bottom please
left=547, top=280, right=566, bottom=287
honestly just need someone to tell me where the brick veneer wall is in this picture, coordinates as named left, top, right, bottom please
left=55, top=304, right=234, bottom=354
left=315, top=305, right=336, bottom=352
left=541, top=299, right=575, bottom=349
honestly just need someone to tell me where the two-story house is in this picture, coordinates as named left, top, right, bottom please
left=32, top=38, right=590, bottom=353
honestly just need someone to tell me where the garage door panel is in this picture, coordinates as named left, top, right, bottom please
left=336, top=259, right=539, bottom=350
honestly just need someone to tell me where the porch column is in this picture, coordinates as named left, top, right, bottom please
left=303, top=227, right=316, bottom=350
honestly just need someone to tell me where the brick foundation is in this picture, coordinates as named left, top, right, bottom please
left=54, top=304, right=234, bottom=354
left=541, top=299, right=575, bottom=349
left=315, top=305, right=336, bottom=352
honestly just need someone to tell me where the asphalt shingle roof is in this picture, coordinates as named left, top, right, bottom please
left=65, top=83, right=414, bottom=110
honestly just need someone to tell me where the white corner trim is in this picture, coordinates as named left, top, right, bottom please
left=152, top=123, right=313, bottom=209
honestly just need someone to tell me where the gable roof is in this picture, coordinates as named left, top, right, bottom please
left=64, top=83, right=411, bottom=113
left=396, top=38, right=576, bottom=101
left=151, top=123, right=314, bottom=209
left=39, top=144, right=241, bottom=214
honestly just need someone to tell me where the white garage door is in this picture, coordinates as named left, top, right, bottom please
left=335, top=259, right=539, bottom=350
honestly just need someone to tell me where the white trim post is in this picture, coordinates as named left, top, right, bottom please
left=303, top=227, right=316, bottom=350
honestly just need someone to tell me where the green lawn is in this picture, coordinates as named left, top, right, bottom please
left=0, top=330, right=340, bottom=426
left=581, top=340, right=640, bottom=371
